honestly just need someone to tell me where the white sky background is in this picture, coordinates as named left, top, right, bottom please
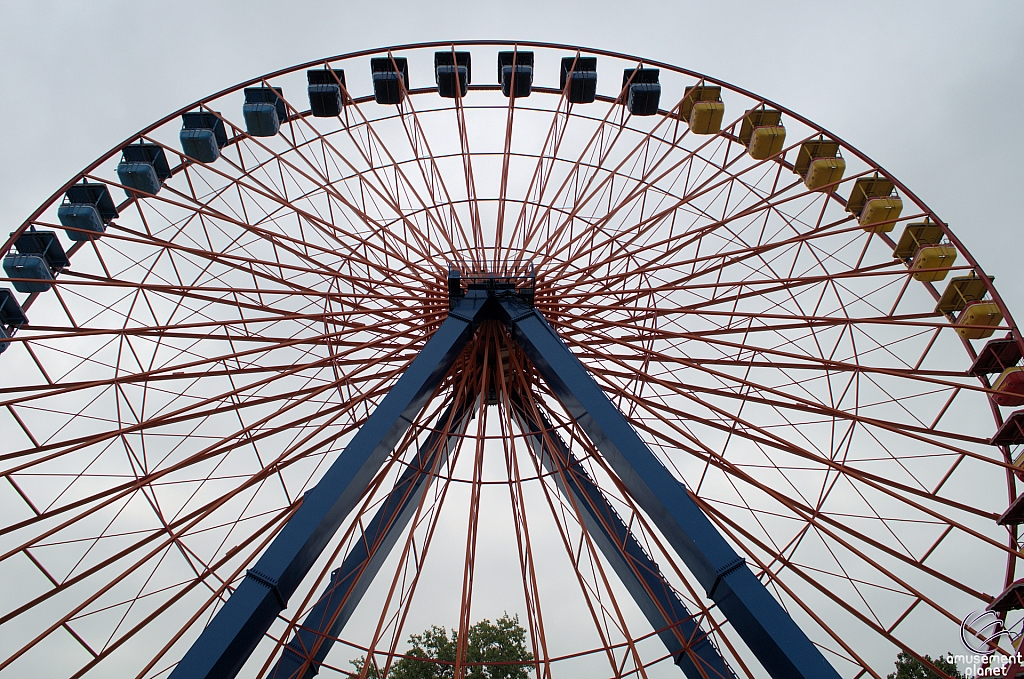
left=0, top=0, right=1021, bottom=314
left=0, top=1, right=1022, bottom=677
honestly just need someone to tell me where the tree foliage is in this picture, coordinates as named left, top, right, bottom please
left=352, top=614, right=533, bottom=679
left=887, top=651, right=965, bottom=679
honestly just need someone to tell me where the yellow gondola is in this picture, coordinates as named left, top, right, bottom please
left=858, top=196, right=903, bottom=232
left=680, top=85, right=725, bottom=135
left=956, top=300, right=1002, bottom=339
left=893, top=219, right=944, bottom=260
left=794, top=139, right=845, bottom=191
left=846, top=175, right=902, bottom=232
left=910, top=244, right=957, bottom=281
left=805, top=157, right=846, bottom=192
left=935, top=273, right=992, bottom=314
left=739, top=108, right=785, bottom=160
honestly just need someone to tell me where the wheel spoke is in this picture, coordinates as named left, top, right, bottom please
left=0, top=42, right=1016, bottom=679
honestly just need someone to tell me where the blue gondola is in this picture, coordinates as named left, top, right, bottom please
left=13, top=229, right=69, bottom=270
left=370, top=57, right=409, bottom=105
left=57, top=182, right=118, bottom=241
left=0, top=288, right=27, bottom=326
left=57, top=204, right=103, bottom=240
left=560, top=56, right=598, bottom=104
left=434, top=51, right=471, bottom=99
left=498, top=51, right=533, bottom=98
left=3, top=230, right=67, bottom=293
left=622, top=67, right=661, bottom=116
left=307, top=69, right=346, bottom=117
left=117, top=143, right=171, bottom=197
left=4, top=254, right=53, bottom=294
left=0, top=288, right=27, bottom=355
left=243, top=87, right=286, bottom=137
left=180, top=111, right=228, bottom=163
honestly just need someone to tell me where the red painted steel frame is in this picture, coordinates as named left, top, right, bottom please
left=0, top=40, right=1020, bottom=679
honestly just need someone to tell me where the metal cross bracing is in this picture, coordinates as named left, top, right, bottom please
left=1, top=40, right=1022, bottom=679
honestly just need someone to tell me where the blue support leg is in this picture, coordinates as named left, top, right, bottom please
left=509, top=392, right=735, bottom=679
left=169, top=290, right=492, bottom=679
left=271, top=394, right=477, bottom=679
left=168, top=278, right=836, bottom=679
left=497, top=298, right=840, bottom=679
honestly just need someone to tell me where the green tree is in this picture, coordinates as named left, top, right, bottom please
left=887, top=651, right=965, bottom=679
left=352, top=614, right=533, bottom=679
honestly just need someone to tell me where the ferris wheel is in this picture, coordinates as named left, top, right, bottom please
left=1, top=40, right=1023, bottom=679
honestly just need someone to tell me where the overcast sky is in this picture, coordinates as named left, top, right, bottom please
left=0, top=0, right=1021, bottom=313
left=0, top=3, right=1022, bottom=677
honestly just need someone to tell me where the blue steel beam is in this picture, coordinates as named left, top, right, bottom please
left=168, top=290, right=492, bottom=679
left=497, top=297, right=841, bottom=679
left=271, top=394, right=477, bottom=679
left=508, top=393, right=735, bottom=679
